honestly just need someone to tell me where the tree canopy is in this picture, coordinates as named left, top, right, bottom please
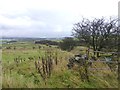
left=72, top=17, right=118, bottom=57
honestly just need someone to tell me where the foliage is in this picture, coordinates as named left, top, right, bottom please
left=2, top=40, right=118, bottom=88
left=72, top=17, right=118, bottom=57
left=59, top=37, right=76, bottom=51
left=35, top=40, right=59, bottom=45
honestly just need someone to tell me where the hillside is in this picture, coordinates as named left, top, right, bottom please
left=2, top=41, right=118, bottom=88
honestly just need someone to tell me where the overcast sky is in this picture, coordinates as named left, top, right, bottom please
left=0, top=0, right=119, bottom=38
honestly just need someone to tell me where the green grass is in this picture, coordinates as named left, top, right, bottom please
left=2, top=41, right=118, bottom=88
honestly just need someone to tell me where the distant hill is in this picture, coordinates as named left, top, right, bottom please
left=1, top=37, right=63, bottom=42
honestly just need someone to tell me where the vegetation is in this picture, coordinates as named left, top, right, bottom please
left=1, top=17, right=119, bottom=88
left=72, top=17, right=118, bottom=57
left=59, top=37, right=76, bottom=51
left=2, top=40, right=119, bottom=88
left=35, top=40, right=59, bottom=45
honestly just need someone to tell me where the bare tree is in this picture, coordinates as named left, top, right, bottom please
left=72, top=17, right=118, bottom=57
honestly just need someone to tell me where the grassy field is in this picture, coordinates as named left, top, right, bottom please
left=2, top=41, right=118, bottom=88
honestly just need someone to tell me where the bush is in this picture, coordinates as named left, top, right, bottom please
left=34, top=40, right=59, bottom=45
left=59, top=37, right=76, bottom=51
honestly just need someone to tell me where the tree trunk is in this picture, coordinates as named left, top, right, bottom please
left=92, top=35, right=96, bottom=56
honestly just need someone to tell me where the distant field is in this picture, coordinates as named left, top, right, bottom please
left=2, top=41, right=118, bottom=88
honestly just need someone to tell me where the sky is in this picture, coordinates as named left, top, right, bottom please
left=0, top=0, right=119, bottom=38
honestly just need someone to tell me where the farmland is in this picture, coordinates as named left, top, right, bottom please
left=2, top=40, right=118, bottom=88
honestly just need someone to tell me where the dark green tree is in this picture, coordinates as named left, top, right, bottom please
left=59, top=37, right=76, bottom=51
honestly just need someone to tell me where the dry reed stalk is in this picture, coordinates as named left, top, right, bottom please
left=42, top=58, right=46, bottom=75
left=55, top=52, right=58, bottom=65
left=48, top=58, right=51, bottom=77
left=38, top=67, right=45, bottom=80
left=35, top=61, right=38, bottom=70
left=45, top=58, right=49, bottom=76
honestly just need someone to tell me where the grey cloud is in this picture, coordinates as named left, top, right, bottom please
left=0, top=9, right=73, bottom=38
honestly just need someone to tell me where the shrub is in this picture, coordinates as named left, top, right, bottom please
left=59, top=37, right=76, bottom=51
